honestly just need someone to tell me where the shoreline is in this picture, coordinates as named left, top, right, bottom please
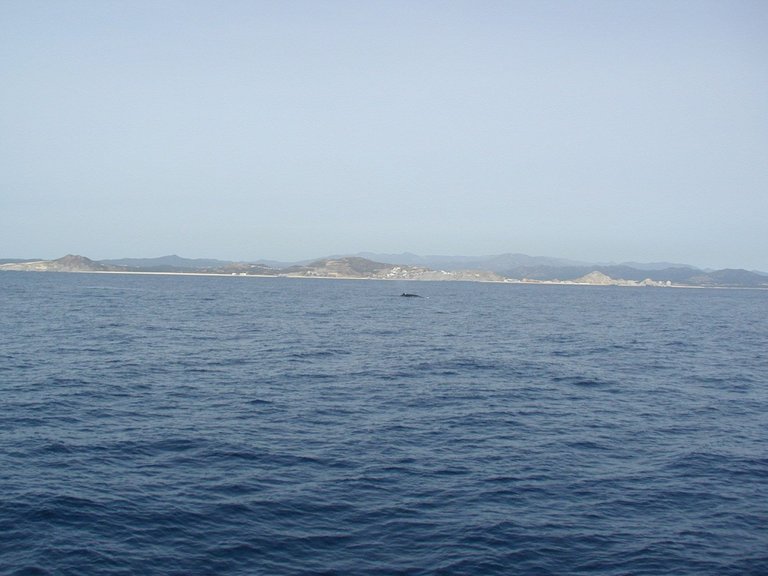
left=1, top=268, right=766, bottom=290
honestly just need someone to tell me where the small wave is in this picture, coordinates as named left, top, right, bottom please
left=552, top=375, right=616, bottom=388
left=247, top=398, right=274, bottom=405
left=289, top=348, right=350, bottom=360
left=7, top=566, right=53, bottom=576
left=564, top=440, right=610, bottom=451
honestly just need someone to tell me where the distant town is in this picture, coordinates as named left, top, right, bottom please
left=1, top=253, right=767, bottom=289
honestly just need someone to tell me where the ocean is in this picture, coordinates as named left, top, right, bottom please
left=1, top=271, right=766, bottom=575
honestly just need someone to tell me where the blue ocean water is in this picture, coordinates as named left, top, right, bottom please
left=1, top=271, right=766, bottom=575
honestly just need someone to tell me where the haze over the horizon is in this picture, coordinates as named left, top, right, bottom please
left=2, top=1, right=766, bottom=270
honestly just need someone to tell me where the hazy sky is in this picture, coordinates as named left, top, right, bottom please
left=2, top=1, right=767, bottom=269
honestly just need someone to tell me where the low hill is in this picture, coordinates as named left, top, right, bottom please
left=282, top=257, right=504, bottom=281
left=0, top=258, right=42, bottom=265
left=101, top=255, right=235, bottom=271
left=355, top=252, right=588, bottom=272
left=683, top=268, right=768, bottom=288
left=0, top=255, right=115, bottom=272
left=500, top=264, right=768, bottom=288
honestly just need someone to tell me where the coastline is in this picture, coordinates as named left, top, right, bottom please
left=2, top=267, right=765, bottom=290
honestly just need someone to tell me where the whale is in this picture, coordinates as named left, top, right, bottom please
left=400, top=293, right=422, bottom=298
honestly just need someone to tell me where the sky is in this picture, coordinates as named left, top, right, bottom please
left=2, top=0, right=767, bottom=270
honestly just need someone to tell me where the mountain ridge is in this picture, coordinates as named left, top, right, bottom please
left=1, top=253, right=766, bottom=288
